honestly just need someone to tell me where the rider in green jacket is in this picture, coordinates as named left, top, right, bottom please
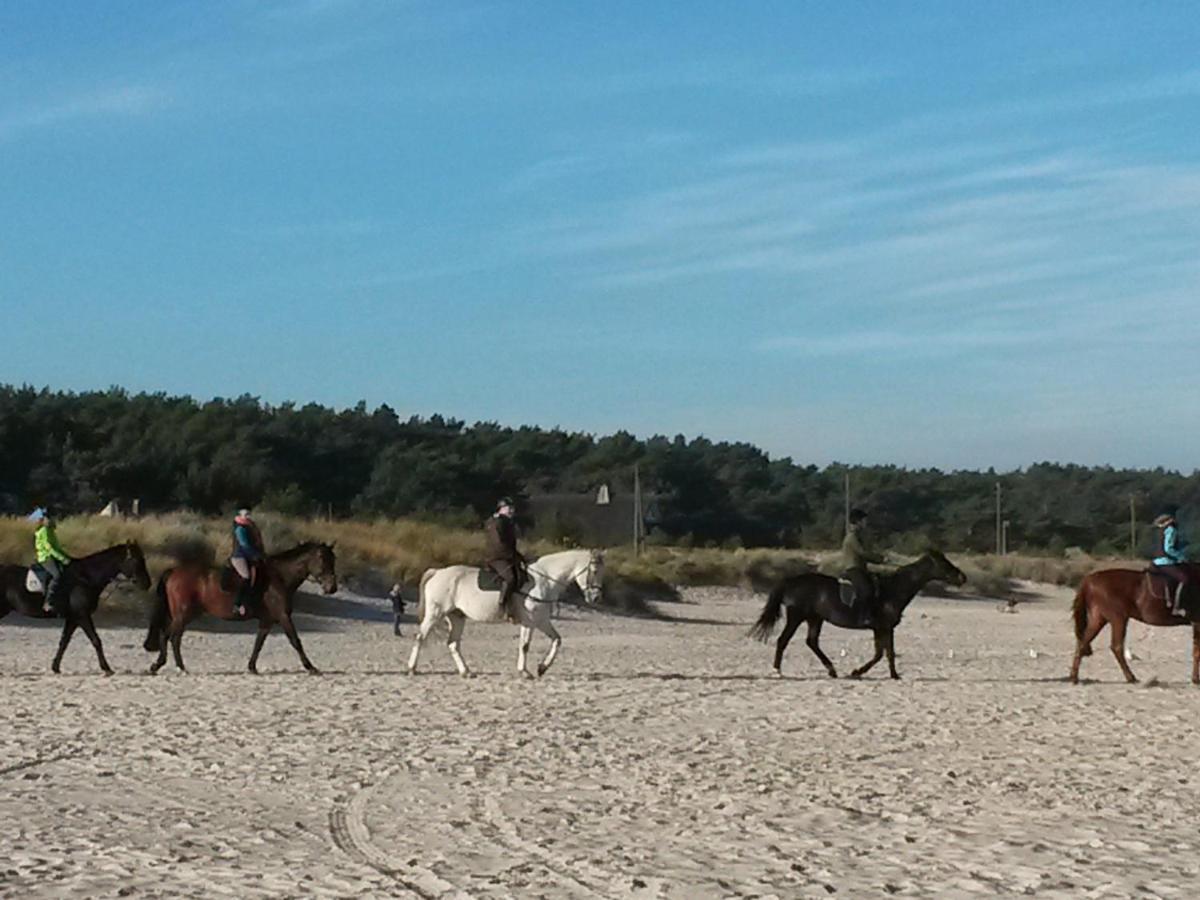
left=29, top=508, right=73, bottom=614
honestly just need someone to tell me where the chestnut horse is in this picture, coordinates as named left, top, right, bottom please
left=1070, top=566, right=1200, bottom=684
left=144, top=541, right=337, bottom=675
left=1, top=541, right=151, bottom=674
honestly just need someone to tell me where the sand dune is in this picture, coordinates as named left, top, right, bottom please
left=2, top=586, right=1199, bottom=897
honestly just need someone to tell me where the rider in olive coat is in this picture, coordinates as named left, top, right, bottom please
left=841, top=508, right=886, bottom=608
left=484, top=497, right=525, bottom=622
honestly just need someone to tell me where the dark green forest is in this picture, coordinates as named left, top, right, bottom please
left=0, top=385, right=1195, bottom=555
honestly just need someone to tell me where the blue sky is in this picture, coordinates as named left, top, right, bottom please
left=2, top=1, right=1198, bottom=470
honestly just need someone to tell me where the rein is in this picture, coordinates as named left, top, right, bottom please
left=515, top=560, right=597, bottom=603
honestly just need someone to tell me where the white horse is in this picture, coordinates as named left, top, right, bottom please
left=407, top=548, right=604, bottom=678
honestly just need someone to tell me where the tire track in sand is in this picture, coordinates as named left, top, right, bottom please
left=329, top=772, right=460, bottom=899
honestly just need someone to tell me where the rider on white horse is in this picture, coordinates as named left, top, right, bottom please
left=484, top=497, right=525, bottom=624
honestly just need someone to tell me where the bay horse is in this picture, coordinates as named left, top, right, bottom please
left=408, top=548, right=604, bottom=678
left=1070, top=565, right=1200, bottom=684
left=0, top=542, right=152, bottom=674
left=144, top=541, right=338, bottom=675
left=749, top=550, right=967, bottom=679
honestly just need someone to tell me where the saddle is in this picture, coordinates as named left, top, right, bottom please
left=25, top=565, right=48, bottom=594
left=1143, top=569, right=1190, bottom=614
left=836, top=575, right=881, bottom=627
left=837, top=579, right=857, bottom=607
left=476, top=567, right=530, bottom=595
left=220, top=562, right=266, bottom=599
left=477, top=568, right=504, bottom=592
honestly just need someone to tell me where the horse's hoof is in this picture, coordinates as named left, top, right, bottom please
left=102, top=669, right=114, bottom=677
left=307, top=668, right=322, bottom=676
left=536, top=664, right=548, bottom=678
left=770, top=669, right=783, bottom=679
left=51, top=667, right=61, bottom=675
left=520, top=669, right=535, bottom=680
left=407, top=669, right=417, bottom=676
left=849, top=671, right=863, bottom=680
left=828, top=671, right=839, bottom=679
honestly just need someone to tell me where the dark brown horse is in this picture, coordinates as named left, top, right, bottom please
left=749, top=550, right=967, bottom=679
left=0, top=542, right=152, bottom=674
left=1070, top=566, right=1200, bottom=684
left=145, top=541, right=337, bottom=675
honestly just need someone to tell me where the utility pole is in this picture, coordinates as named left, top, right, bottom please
left=1002, top=519, right=1010, bottom=556
left=844, top=471, right=851, bottom=534
left=633, top=463, right=643, bottom=556
left=995, top=481, right=1003, bottom=555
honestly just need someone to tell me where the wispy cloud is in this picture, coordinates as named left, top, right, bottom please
left=0, top=84, right=170, bottom=142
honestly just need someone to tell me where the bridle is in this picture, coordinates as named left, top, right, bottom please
left=524, top=554, right=603, bottom=603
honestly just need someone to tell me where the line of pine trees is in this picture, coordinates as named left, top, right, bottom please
left=0, top=384, right=1195, bottom=555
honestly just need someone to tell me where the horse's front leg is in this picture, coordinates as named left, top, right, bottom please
left=850, top=630, right=886, bottom=679
left=51, top=617, right=78, bottom=674
left=278, top=613, right=320, bottom=675
left=535, top=618, right=562, bottom=678
left=248, top=619, right=273, bottom=674
left=78, top=613, right=113, bottom=675
left=517, top=625, right=534, bottom=679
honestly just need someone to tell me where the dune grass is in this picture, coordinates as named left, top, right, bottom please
left=0, top=514, right=1145, bottom=617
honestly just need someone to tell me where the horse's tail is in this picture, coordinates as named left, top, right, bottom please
left=416, top=568, right=436, bottom=622
left=1072, top=577, right=1093, bottom=657
left=748, top=582, right=787, bottom=642
left=144, top=569, right=172, bottom=652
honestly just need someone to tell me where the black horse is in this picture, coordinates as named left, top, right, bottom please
left=749, top=550, right=966, bottom=679
left=0, top=542, right=152, bottom=675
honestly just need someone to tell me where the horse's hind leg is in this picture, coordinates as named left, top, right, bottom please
left=248, top=620, right=273, bottom=674
left=805, top=619, right=838, bottom=679
left=168, top=619, right=188, bottom=673
left=445, top=612, right=469, bottom=677
left=1069, top=614, right=1104, bottom=684
left=1192, top=624, right=1200, bottom=685
left=851, top=630, right=887, bottom=679
left=278, top=614, right=319, bottom=675
left=149, top=615, right=171, bottom=674
left=772, top=608, right=802, bottom=676
left=884, top=630, right=900, bottom=680
left=78, top=613, right=113, bottom=675
left=1109, top=616, right=1137, bottom=683
left=51, top=617, right=78, bottom=674
left=407, top=613, right=440, bottom=675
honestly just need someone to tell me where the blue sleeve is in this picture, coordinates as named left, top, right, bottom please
left=235, top=525, right=260, bottom=558
left=1166, top=527, right=1188, bottom=563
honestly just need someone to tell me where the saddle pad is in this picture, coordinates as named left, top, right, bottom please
left=477, top=568, right=504, bottom=592
left=26, top=569, right=44, bottom=593
left=838, top=579, right=856, bottom=606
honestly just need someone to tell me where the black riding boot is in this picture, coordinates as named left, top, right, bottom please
left=42, top=564, right=70, bottom=615
left=235, top=579, right=255, bottom=618
left=500, top=580, right=518, bottom=623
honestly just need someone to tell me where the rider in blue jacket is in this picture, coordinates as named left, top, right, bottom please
left=1151, top=505, right=1191, bottom=615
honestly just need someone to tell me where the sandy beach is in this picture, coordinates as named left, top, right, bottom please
left=2, top=585, right=1199, bottom=898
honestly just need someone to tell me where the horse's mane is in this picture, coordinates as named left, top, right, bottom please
left=78, top=541, right=138, bottom=562
left=270, top=541, right=327, bottom=561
